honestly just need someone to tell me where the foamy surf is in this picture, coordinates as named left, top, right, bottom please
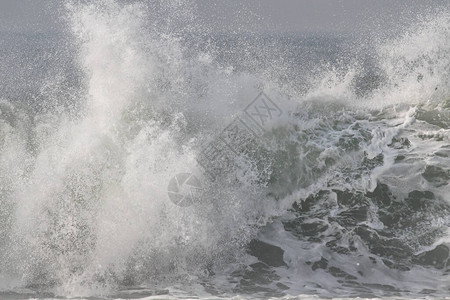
left=0, top=1, right=450, bottom=299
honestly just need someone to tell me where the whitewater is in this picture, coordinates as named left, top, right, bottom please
left=1, top=1, right=450, bottom=299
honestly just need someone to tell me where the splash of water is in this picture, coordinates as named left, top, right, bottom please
left=1, top=1, right=450, bottom=298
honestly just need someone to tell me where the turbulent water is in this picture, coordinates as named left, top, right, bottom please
left=1, top=1, right=450, bottom=299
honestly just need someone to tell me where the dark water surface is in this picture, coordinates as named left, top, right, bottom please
left=1, top=2, right=450, bottom=299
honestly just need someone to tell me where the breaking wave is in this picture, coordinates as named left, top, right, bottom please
left=0, top=1, right=450, bottom=298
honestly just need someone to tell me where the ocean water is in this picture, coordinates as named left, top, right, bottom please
left=1, top=1, right=450, bottom=299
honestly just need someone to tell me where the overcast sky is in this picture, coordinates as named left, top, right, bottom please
left=0, top=0, right=447, bottom=34
left=198, top=0, right=447, bottom=34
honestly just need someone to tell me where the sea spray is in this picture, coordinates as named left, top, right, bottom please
left=0, top=1, right=450, bottom=299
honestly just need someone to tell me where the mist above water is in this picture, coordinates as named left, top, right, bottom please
left=0, top=1, right=450, bottom=299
